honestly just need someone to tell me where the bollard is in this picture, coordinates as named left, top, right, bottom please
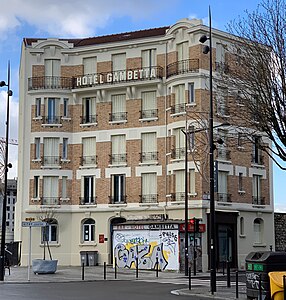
left=283, top=275, right=286, bottom=300
left=104, top=262, right=106, bottom=280
left=188, top=266, right=192, bottom=290
left=227, top=260, right=231, bottom=288
left=235, top=270, right=239, bottom=299
left=259, top=274, right=262, bottom=300
left=114, top=257, right=117, bottom=279
left=82, top=262, right=85, bottom=281
left=136, top=256, right=139, bottom=279
left=156, top=257, right=159, bottom=278
left=193, top=250, right=196, bottom=276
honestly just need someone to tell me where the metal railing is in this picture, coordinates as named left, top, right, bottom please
left=140, top=109, right=158, bottom=119
left=217, top=148, right=231, bottom=160
left=109, top=153, right=127, bottom=164
left=140, top=194, right=158, bottom=204
left=171, top=147, right=185, bottom=159
left=166, top=59, right=199, bottom=78
left=41, top=197, right=60, bottom=205
left=216, top=193, right=232, bottom=202
left=171, top=103, right=186, bottom=114
left=252, top=196, right=265, bottom=205
left=109, top=195, right=127, bottom=204
left=42, top=116, right=62, bottom=125
left=28, top=76, right=73, bottom=90
left=80, top=115, right=97, bottom=124
left=81, top=156, right=97, bottom=166
left=140, top=151, right=158, bottom=162
left=251, top=153, right=264, bottom=165
left=109, top=112, right=127, bottom=122
left=79, top=197, right=97, bottom=205
left=42, top=156, right=61, bottom=166
left=171, top=192, right=185, bottom=202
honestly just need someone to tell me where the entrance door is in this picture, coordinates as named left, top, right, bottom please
left=218, top=224, right=235, bottom=268
left=110, top=217, right=126, bottom=264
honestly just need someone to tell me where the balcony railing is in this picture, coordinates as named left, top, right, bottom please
left=216, top=193, right=232, bottom=202
left=251, top=153, right=264, bottom=165
left=109, top=112, right=127, bottom=122
left=171, top=192, right=185, bottom=202
left=42, top=156, right=61, bottom=166
left=166, top=59, right=199, bottom=78
left=252, top=196, right=265, bottom=205
left=41, top=197, right=60, bottom=205
left=109, top=195, right=127, bottom=204
left=171, top=103, right=186, bottom=114
left=140, top=194, right=158, bottom=204
left=81, top=155, right=97, bottom=166
left=80, top=115, right=97, bottom=124
left=171, top=148, right=185, bottom=159
left=140, top=109, right=158, bottom=119
left=215, top=62, right=230, bottom=74
left=109, top=153, right=127, bottom=164
left=140, top=151, right=158, bottom=163
left=217, top=148, right=231, bottom=161
left=42, top=116, right=62, bottom=125
left=79, top=197, right=97, bottom=205
left=28, top=76, right=73, bottom=90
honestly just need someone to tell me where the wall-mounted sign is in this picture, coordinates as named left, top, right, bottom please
left=99, top=234, right=105, bottom=243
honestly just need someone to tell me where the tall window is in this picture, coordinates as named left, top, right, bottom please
left=141, top=173, right=157, bottom=203
left=253, top=218, right=263, bottom=244
left=35, top=98, right=41, bottom=117
left=218, top=171, right=228, bottom=201
left=83, top=57, right=97, bottom=75
left=173, top=84, right=185, bottom=113
left=45, top=59, right=60, bottom=88
left=188, top=125, right=195, bottom=150
left=35, top=138, right=40, bottom=159
left=111, top=135, right=126, bottom=164
left=33, top=176, right=39, bottom=198
left=44, top=97, right=60, bottom=124
left=62, top=176, right=67, bottom=199
left=82, top=176, right=95, bottom=204
left=173, top=128, right=185, bottom=159
left=240, top=217, right=245, bottom=236
left=177, top=42, right=189, bottom=72
left=112, top=53, right=126, bottom=71
left=82, top=97, right=96, bottom=124
left=82, top=219, right=95, bottom=242
left=216, top=43, right=226, bottom=63
left=43, top=176, right=59, bottom=205
left=142, top=49, right=156, bottom=69
left=141, top=91, right=157, bottom=119
left=174, top=170, right=185, bottom=201
left=63, top=98, right=69, bottom=117
left=42, top=219, right=58, bottom=243
left=189, top=169, right=195, bottom=195
left=62, top=138, right=68, bottom=160
left=111, top=174, right=126, bottom=203
left=188, top=83, right=195, bottom=104
left=252, top=136, right=262, bottom=164
left=111, top=94, right=126, bottom=122
left=141, top=132, right=157, bottom=162
left=82, top=137, right=96, bottom=166
left=238, top=173, right=243, bottom=191
left=252, top=175, right=262, bottom=204
left=216, top=87, right=228, bottom=116
left=43, top=138, right=59, bottom=166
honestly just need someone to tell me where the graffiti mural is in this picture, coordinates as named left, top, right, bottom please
left=113, top=226, right=179, bottom=270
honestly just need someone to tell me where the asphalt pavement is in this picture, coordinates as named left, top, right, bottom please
left=0, top=265, right=247, bottom=299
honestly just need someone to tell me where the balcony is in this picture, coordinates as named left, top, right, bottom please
left=28, top=76, right=73, bottom=91
left=42, top=156, right=61, bottom=166
left=42, top=116, right=62, bottom=125
left=140, top=151, right=158, bottom=163
left=79, top=197, right=97, bottom=205
left=251, top=153, right=264, bottom=165
left=74, top=66, right=163, bottom=89
left=166, top=59, right=199, bottom=78
left=80, top=115, right=97, bottom=124
left=109, top=112, right=127, bottom=122
left=171, top=103, right=186, bottom=114
left=140, top=109, right=158, bottom=119
left=216, top=193, right=232, bottom=202
left=140, top=194, right=158, bottom=204
left=171, top=192, right=185, bottom=202
left=41, top=197, right=60, bottom=205
left=217, top=148, right=231, bottom=161
left=81, top=155, right=97, bottom=166
left=109, top=153, right=127, bottom=165
left=109, top=195, right=127, bottom=204
left=171, top=147, right=185, bottom=160
left=215, top=62, right=230, bottom=74
left=252, top=196, right=265, bottom=205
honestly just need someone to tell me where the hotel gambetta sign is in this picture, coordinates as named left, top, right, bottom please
left=16, top=18, right=274, bottom=272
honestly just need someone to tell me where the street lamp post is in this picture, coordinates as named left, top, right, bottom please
left=184, top=115, right=189, bottom=276
left=199, top=7, right=216, bottom=294
left=0, top=61, right=13, bottom=281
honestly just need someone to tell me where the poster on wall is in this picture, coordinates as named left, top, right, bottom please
left=113, top=225, right=179, bottom=271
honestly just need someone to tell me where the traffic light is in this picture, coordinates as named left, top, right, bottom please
left=193, top=218, right=200, bottom=233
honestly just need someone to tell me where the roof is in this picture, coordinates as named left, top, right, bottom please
left=24, top=26, right=170, bottom=48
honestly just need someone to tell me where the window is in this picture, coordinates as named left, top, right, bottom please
left=173, top=84, right=185, bottom=113
left=217, top=171, right=229, bottom=201
left=141, top=173, right=157, bottom=203
left=43, top=176, right=59, bottom=205
left=82, top=97, right=96, bottom=123
left=141, top=132, right=157, bottom=162
left=238, top=173, right=243, bottom=191
left=216, top=87, right=228, bottom=116
left=35, top=98, right=41, bottom=117
left=45, top=59, right=60, bottom=88
left=111, top=174, right=126, bottom=203
left=217, top=129, right=229, bottom=160
left=141, top=91, right=157, bottom=119
left=175, top=170, right=184, bottom=201
left=177, top=42, right=189, bottom=73
left=189, top=169, right=195, bottom=195
left=216, top=43, right=226, bottom=63
left=63, top=98, right=69, bottom=117
left=43, top=138, right=60, bottom=166
left=252, top=136, right=263, bottom=164
left=237, top=132, right=243, bottom=148
left=33, top=176, right=39, bottom=198
left=112, top=53, right=126, bottom=71
left=188, top=125, right=195, bottom=150
left=82, top=176, right=95, bottom=204
left=253, top=218, right=263, bottom=244
left=83, top=57, right=97, bottom=75
left=173, top=128, right=185, bottom=159
left=62, top=138, right=68, bottom=160
left=62, top=176, right=67, bottom=199
left=42, top=219, right=58, bottom=243
left=188, top=83, right=195, bottom=104
left=44, top=97, right=60, bottom=124
left=82, top=219, right=95, bottom=242
left=142, top=49, right=156, bottom=69
left=35, top=138, right=40, bottom=160
left=111, top=94, right=126, bottom=122
left=82, top=137, right=96, bottom=165
left=111, top=135, right=126, bottom=164
left=240, top=217, right=245, bottom=236
left=252, top=175, right=263, bottom=204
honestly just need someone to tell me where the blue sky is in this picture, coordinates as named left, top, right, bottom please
left=0, top=0, right=284, bottom=210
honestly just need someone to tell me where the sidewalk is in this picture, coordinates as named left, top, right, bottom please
left=1, top=265, right=247, bottom=299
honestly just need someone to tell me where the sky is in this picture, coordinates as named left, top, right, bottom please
left=0, top=0, right=285, bottom=211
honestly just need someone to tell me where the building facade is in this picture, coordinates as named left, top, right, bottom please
left=15, top=18, right=274, bottom=271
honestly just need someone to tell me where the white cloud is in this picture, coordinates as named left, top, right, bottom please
left=0, top=0, right=170, bottom=38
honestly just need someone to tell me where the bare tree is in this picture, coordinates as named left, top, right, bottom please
left=226, top=0, right=286, bottom=169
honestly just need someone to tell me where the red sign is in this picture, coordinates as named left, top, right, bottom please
left=99, top=234, right=105, bottom=243
left=179, top=223, right=206, bottom=233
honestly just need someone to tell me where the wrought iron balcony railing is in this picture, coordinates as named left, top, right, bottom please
left=109, top=112, right=127, bottom=122
left=171, top=147, right=185, bottom=159
left=171, top=103, right=186, bottom=114
left=166, top=59, right=199, bottom=78
left=42, top=116, right=62, bottom=125
left=140, top=109, right=158, bottom=119
left=79, top=197, right=97, bottom=205
left=216, top=193, right=232, bottom=202
left=41, top=197, right=60, bottom=205
left=80, top=114, right=97, bottom=124
left=170, top=192, right=185, bottom=202
left=28, top=76, right=73, bottom=90
left=140, top=151, right=158, bottom=163
left=42, top=156, right=61, bottom=166
left=252, top=196, right=265, bottom=205
left=140, top=194, right=158, bottom=204
left=217, top=148, right=231, bottom=161
left=109, top=153, right=127, bottom=164
left=81, top=155, right=97, bottom=166
left=109, top=195, right=127, bottom=204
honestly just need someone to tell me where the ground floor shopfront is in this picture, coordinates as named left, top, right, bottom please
left=16, top=204, right=275, bottom=272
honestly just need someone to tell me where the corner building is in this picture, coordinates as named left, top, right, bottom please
left=16, top=19, right=274, bottom=271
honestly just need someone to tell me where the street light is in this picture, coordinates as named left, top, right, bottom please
left=0, top=61, right=13, bottom=281
left=199, top=6, right=216, bottom=294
